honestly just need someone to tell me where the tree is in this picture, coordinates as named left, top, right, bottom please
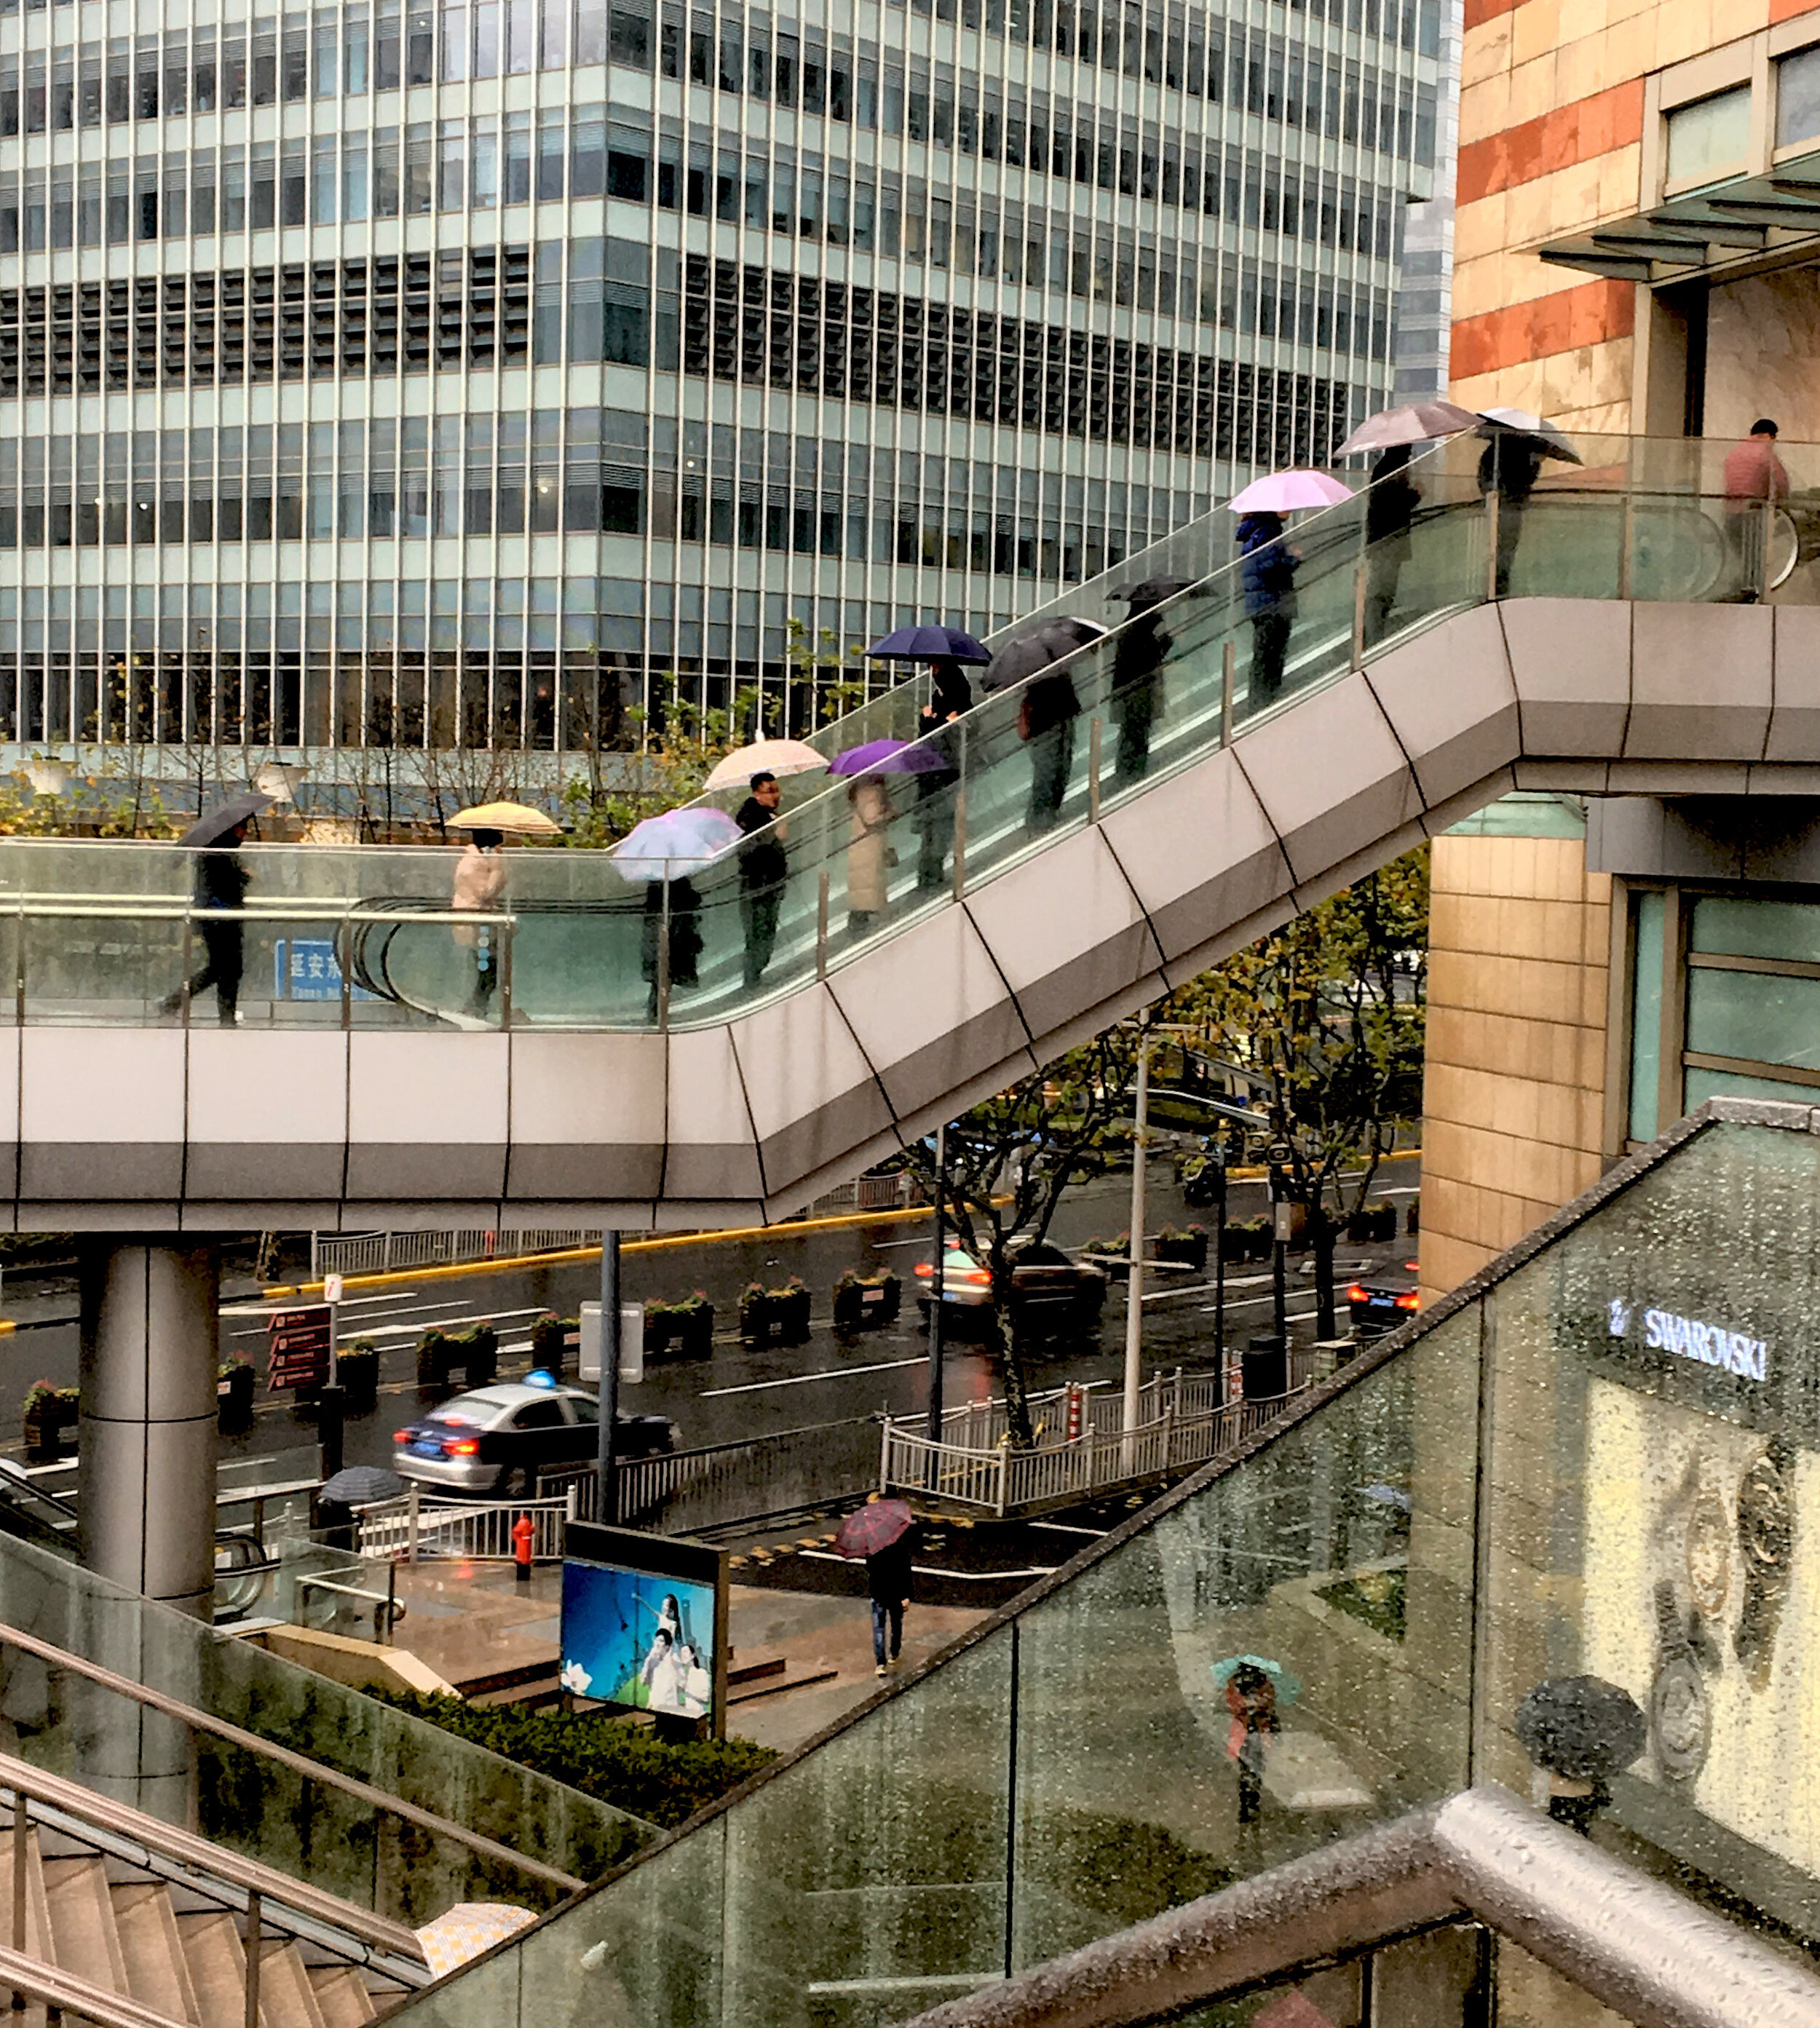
left=901, top=1027, right=1145, bottom=1449
left=1165, top=847, right=1429, bottom=1336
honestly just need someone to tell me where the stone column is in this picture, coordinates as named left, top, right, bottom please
left=77, top=1239, right=221, bottom=1617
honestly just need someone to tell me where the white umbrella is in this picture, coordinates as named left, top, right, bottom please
left=703, top=739, right=831, bottom=792
left=1476, top=408, right=1583, bottom=464
left=613, top=806, right=743, bottom=882
left=1227, top=470, right=1355, bottom=515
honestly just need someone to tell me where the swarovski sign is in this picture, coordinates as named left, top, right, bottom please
left=1607, top=1298, right=1768, bottom=1384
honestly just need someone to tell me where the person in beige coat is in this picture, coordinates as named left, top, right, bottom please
left=451, top=827, right=507, bottom=1016
left=846, top=777, right=894, bottom=934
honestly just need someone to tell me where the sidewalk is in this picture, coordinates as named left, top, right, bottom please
left=381, top=1559, right=986, bottom=1755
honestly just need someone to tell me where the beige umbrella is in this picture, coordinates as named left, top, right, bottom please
left=703, top=738, right=831, bottom=792
left=447, top=800, right=562, bottom=835
left=414, top=1903, right=538, bottom=1976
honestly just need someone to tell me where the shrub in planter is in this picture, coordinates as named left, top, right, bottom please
left=458, top=1323, right=499, bottom=1388
left=1080, top=1233, right=1131, bottom=1280
left=1155, top=1224, right=1208, bottom=1270
left=739, top=1278, right=812, bottom=1344
left=217, top=1356, right=256, bottom=1430
left=337, top=1339, right=379, bottom=1413
left=1243, top=1216, right=1274, bottom=1263
left=415, top=1323, right=496, bottom=1392
left=1219, top=1221, right=1249, bottom=1264
left=833, top=1268, right=901, bottom=1331
left=530, top=1311, right=579, bottom=1375
left=416, top=1329, right=455, bottom=1393
left=22, top=1379, right=74, bottom=1461
left=645, top=1294, right=715, bottom=1359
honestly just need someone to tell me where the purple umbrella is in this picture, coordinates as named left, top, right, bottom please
left=1226, top=470, right=1355, bottom=515
left=834, top=1497, right=915, bottom=1558
left=829, top=739, right=947, bottom=776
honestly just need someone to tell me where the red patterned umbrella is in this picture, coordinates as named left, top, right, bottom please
left=834, top=1497, right=914, bottom=1558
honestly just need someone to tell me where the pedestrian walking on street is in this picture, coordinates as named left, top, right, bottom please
left=1363, top=445, right=1422, bottom=647
left=914, top=658, right=973, bottom=890
left=845, top=775, right=895, bottom=935
left=451, top=827, right=507, bottom=1018
left=866, top=1529, right=915, bottom=1676
left=735, top=772, right=788, bottom=988
left=1223, top=1661, right=1281, bottom=1824
left=162, top=816, right=251, bottom=1024
left=1238, top=510, right=1300, bottom=705
left=1724, top=417, right=1792, bottom=601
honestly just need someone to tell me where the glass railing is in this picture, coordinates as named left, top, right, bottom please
left=0, top=1526, right=651, bottom=1922
left=373, top=1101, right=1820, bottom=2028
left=0, top=429, right=1808, bottom=1034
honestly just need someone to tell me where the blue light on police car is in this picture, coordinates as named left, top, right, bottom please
left=526, top=1368, right=558, bottom=1390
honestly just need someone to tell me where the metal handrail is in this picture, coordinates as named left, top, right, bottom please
left=0, top=1937, right=192, bottom=2028
left=901, top=1786, right=1820, bottom=2028
left=0, top=1620, right=586, bottom=1894
left=0, top=1746, right=425, bottom=1965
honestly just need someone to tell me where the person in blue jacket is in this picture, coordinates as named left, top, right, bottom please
left=1238, top=510, right=1300, bottom=705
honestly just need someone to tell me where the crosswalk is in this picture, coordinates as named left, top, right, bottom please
left=217, top=1288, right=550, bottom=1366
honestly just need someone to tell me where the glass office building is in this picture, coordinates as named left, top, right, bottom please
left=0, top=0, right=1438, bottom=777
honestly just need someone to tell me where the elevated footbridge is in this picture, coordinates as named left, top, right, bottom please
left=7, top=430, right=1815, bottom=1233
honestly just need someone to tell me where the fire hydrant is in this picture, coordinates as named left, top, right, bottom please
left=512, top=1512, right=534, bottom=1583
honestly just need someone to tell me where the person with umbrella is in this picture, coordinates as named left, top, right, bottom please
left=160, top=793, right=271, bottom=1024
left=834, top=1497, right=917, bottom=1677
left=1238, top=510, right=1301, bottom=705
left=1477, top=424, right=1546, bottom=598
left=1109, top=582, right=1179, bottom=787
left=1015, top=633, right=1086, bottom=832
left=451, top=828, right=507, bottom=1018
left=614, top=807, right=740, bottom=1020
left=1363, top=445, right=1423, bottom=647
left=913, top=657, right=973, bottom=891
left=735, top=771, right=788, bottom=988
left=1514, top=1675, right=1646, bottom=1836
left=1213, top=1654, right=1298, bottom=1824
left=845, top=771, right=895, bottom=936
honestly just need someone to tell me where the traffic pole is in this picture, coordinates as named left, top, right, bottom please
left=1123, top=1024, right=1150, bottom=1470
left=925, top=1123, right=947, bottom=1482
left=596, top=1229, right=620, bottom=1526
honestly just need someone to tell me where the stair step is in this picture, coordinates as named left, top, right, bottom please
left=111, top=1881, right=201, bottom=2026
left=42, top=1855, right=129, bottom=2000
left=0, top=1823, right=52, bottom=1961
left=308, top=1967, right=378, bottom=2028
left=258, top=1942, right=328, bottom=2028
left=176, top=1910, right=248, bottom=2028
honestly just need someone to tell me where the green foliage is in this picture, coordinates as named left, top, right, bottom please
left=367, top=1690, right=777, bottom=1830
left=644, top=1291, right=711, bottom=1320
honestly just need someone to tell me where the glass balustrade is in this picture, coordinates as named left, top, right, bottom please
left=0, top=430, right=1808, bottom=1034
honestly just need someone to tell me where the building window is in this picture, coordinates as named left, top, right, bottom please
left=1776, top=44, right=1820, bottom=153
left=1663, top=86, right=1750, bottom=194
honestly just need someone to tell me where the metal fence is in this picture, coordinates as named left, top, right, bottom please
left=880, top=1368, right=1316, bottom=1518
left=614, top=1417, right=882, bottom=1536
left=805, top=1173, right=917, bottom=1216
left=356, top=1489, right=574, bottom=1562
left=312, top=1228, right=594, bottom=1276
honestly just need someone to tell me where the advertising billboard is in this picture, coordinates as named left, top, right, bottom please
left=559, top=1521, right=729, bottom=1738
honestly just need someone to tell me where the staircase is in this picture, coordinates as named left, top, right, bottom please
left=0, top=1752, right=428, bottom=2028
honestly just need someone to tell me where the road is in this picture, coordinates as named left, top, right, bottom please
left=0, top=1152, right=1420, bottom=1478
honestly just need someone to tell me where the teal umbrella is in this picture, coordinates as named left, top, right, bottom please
left=1210, top=1654, right=1301, bottom=1703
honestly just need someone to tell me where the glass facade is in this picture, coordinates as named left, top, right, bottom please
left=0, top=0, right=1437, bottom=769
left=377, top=1103, right=1820, bottom=2026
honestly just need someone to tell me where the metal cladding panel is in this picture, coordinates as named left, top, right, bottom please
left=1503, top=598, right=1633, bottom=757
left=1626, top=603, right=1773, bottom=762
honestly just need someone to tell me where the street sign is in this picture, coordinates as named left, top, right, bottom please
left=323, top=1274, right=344, bottom=1304
left=272, top=937, right=371, bottom=1002
left=267, top=1303, right=333, bottom=1390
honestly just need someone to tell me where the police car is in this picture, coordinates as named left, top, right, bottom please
left=392, top=1372, right=676, bottom=1497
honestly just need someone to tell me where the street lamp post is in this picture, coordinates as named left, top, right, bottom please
left=1123, top=1025, right=1151, bottom=1463
left=596, top=1229, right=621, bottom=1525
left=925, top=1123, right=948, bottom=1486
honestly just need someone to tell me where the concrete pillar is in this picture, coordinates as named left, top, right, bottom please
left=77, top=1239, right=221, bottom=1618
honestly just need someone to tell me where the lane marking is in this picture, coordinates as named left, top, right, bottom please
left=701, top=1355, right=930, bottom=1398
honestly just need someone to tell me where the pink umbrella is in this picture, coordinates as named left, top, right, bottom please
left=1335, top=400, right=1480, bottom=456
left=1226, top=470, right=1355, bottom=515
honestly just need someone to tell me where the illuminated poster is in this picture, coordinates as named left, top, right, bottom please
left=558, top=1521, right=729, bottom=1737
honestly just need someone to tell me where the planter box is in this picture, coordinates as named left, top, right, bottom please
left=463, top=1343, right=498, bottom=1390
left=22, top=1409, right=66, bottom=1462
left=1155, top=1232, right=1208, bottom=1271
left=217, top=1367, right=256, bottom=1431
left=834, top=1276, right=901, bottom=1331
left=646, top=1308, right=716, bottom=1359
left=740, top=1290, right=812, bottom=1344
left=339, top=1361, right=379, bottom=1414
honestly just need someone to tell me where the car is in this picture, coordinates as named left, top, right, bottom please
left=1347, top=1263, right=1422, bottom=1339
left=913, top=1243, right=1109, bottom=1335
left=392, top=1378, right=677, bottom=1497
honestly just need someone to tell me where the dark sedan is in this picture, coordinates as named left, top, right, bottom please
left=913, top=1243, right=1109, bottom=1336
left=1347, top=1264, right=1422, bottom=1339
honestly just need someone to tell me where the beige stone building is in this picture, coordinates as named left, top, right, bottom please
left=1421, top=0, right=1820, bottom=1299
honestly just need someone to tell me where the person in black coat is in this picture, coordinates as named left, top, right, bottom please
left=1109, top=596, right=1171, bottom=786
left=866, top=1530, right=915, bottom=1676
left=735, top=772, right=788, bottom=988
left=1019, top=658, right=1081, bottom=831
left=914, top=658, right=973, bottom=890
left=1363, top=444, right=1423, bottom=648
left=1238, top=511, right=1300, bottom=704
left=641, top=876, right=702, bottom=1020
left=1477, top=433, right=1544, bottom=598
left=162, top=818, right=250, bottom=1023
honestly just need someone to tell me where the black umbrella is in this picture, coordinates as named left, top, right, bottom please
left=320, top=1465, right=407, bottom=1507
left=978, top=619, right=1106, bottom=693
left=1514, top=1676, right=1647, bottom=1781
left=1114, top=577, right=1197, bottom=606
left=179, top=791, right=275, bottom=848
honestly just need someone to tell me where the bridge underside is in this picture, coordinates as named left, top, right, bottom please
left=20, top=598, right=1819, bottom=1232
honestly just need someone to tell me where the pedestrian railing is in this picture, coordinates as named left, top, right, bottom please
left=355, top=1488, right=573, bottom=1563
left=312, top=1227, right=593, bottom=1277
left=880, top=1382, right=1311, bottom=1518
left=614, top=1415, right=883, bottom=1535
